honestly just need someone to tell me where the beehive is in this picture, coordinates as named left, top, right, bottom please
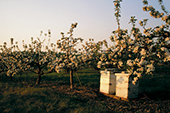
left=100, top=69, right=116, bottom=94
left=115, top=73, right=139, bottom=99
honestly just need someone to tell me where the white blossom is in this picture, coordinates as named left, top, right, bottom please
left=127, top=60, right=134, bottom=66
left=140, top=48, right=146, bottom=56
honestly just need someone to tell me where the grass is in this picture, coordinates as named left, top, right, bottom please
left=0, top=67, right=170, bottom=113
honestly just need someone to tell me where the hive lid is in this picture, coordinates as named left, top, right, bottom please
left=115, top=72, right=130, bottom=77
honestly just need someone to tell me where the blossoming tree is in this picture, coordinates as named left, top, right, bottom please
left=20, top=30, right=58, bottom=84
left=81, top=38, right=107, bottom=70
left=0, top=39, right=27, bottom=80
left=0, top=30, right=58, bottom=84
left=54, top=23, right=87, bottom=89
left=97, top=0, right=170, bottom=84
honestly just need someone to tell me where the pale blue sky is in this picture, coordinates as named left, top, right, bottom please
left=0, top=0, right=170, bottom=48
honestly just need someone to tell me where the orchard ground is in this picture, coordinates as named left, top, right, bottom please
left=0, top=67, right=170, bottom=113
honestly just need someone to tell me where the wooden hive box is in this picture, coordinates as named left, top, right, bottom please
left=115, top=73, right=139, bottom=99
left=100, top=69, right=116, bottom=94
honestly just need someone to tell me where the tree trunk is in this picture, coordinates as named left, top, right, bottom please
left=36, top=74, right=41, bottom=84
left=36, top=64, right=41, bottom=85
left=70, top=70, right=73, bottom=89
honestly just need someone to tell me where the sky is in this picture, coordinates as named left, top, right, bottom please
left=0, top=0, right=170, bottom=49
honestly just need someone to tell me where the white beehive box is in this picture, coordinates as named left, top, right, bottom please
left=100, top=69, right=116, bottom=94
left=115, top=73, right=139, bottom=99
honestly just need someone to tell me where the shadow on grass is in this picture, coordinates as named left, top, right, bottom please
left=139, top=72, right=170, bottom=101
left=139, top=90, right=170, bottom=100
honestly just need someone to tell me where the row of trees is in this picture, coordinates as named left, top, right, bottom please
left=0, top=0, right=170, bottom=88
